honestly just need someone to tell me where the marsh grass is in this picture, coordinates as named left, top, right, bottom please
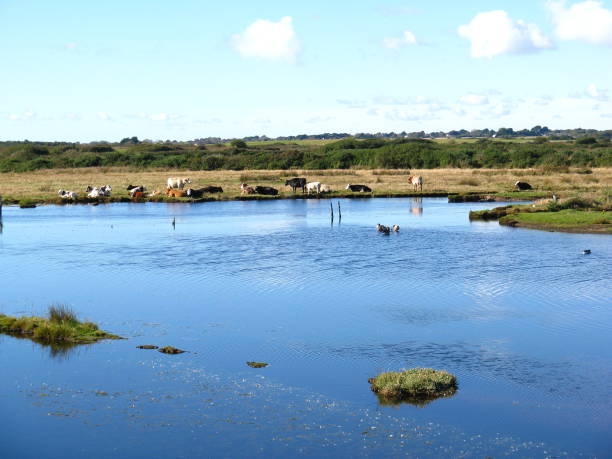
left=0, top=306, right=121, bottom=344
left=457, top=178, right=480, bottom=186
left=1, top=167, right=610, bottom=203
left=369, top=368, right=457, bottom=405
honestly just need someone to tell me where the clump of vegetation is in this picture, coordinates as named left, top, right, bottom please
left=368, top=368, right=457, bottom=405
left=0, top=305, right=121, bottom=344
left=136, top=345, right=159, bottom=349
left=458, top=178, right=480, bottom=186
left=19, top=198, right=37, bottom=208
left=469, top=205, right=516, bottom=220
left=246, top=361, right=268, bottom=368
left=158, top=346, right=186, bottom=354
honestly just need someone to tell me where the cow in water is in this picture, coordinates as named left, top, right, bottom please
left=346, top=184, right=372, bottom=192
left=284, top=177, right=307, bottom=193
left=515, top=181, right=532, bottom=191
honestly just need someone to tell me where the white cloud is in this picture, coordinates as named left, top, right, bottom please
left=97, top=112, right=110, bottom=121
left=460, top=94, right=490, bottom=105
left=8, top=111, right=35, bottom=121
left=231, top=16, right=300, bottom=63
left=149, top=113, right=168, bottom=121
left=458, top=10, right=553, bottom=58
left=586, top=83, right=609, bottom=100
left=383, top=30, right=418, bottom=49
left=547, top=1, right=612, bottom=45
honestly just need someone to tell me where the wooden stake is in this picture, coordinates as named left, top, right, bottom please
left=330, top=202, right=334, bottom=222
left=338, top=201, right=341, bottom=221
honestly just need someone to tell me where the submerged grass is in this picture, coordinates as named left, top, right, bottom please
left=369, top=368, right=457, bottom=406
left=0, top=305, right=122, bottom=344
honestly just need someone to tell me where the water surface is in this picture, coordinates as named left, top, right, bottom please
left=1, top=198, right=610, bottom=458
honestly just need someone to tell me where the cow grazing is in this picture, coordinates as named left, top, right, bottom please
left=285, top=177, right=307, bottom=193
left=254, top=186, right=278, bottom=196
left=306, top=182, right=321, bottom=194
left=346, top=184, right=372, bottom=192
left=320, top=184, right=332, bottom=193
left=167, top=177, right=191, bottom=189
left=376, top=223, right=390, bottom=234
left=166, top=188, right=186, bottom=198
left=407, top=175, right=423, bottom=191
left=515, top=181, right=532, bottom=191
left=240, top=183, right=256, bottom=195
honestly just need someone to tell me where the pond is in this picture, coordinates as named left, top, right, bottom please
left=0, top=198, right=610, bottom=458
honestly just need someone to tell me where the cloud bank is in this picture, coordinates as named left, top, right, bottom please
left=231, top=16, right=300, bottom=63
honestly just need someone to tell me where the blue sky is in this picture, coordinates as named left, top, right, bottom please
left=1, top=0, right=611, bottom=141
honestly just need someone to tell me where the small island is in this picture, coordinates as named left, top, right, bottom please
left=0, top=305, right=122, bottom=345
left=369, top=368, right=457, bottom=406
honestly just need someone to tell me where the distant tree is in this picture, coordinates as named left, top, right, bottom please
left=230, top=139, right=247, bottom=149
left=120, top=136, right=140, bottom=144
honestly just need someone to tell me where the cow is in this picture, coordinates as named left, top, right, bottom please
left=147, top=190, right=161, bottom=197
left=167, top=177, right=191, bottom=189
left=346, top=184, right=372, bottom=192
left=254, top=186, right=278, bottom=196
left=515, top=181, right=532, bottom=191
left=99, top=185, right=112, bottom=196
left=166, top=188, right=186, bottom=198
left=240, top=183, right=256, bottom=195
left=58, top=189, right=78, bottom=200
left=320, top=184, right=333, bottom=193
left=284, top=177, right=307, bottom=193
left=132, top=191, right=145, bottom=199
left=186, top=186, right=224, bottom=198
left=305, top=182, right=321, bottom=194
left=86, top=187, right=102, bottom=198
left=407, top=175, right=423, bottom=191
left=127, top=185, right=146, bottom=197
left=392, top=224, right=400, bottom=232
left=376, top=223, right=390, bottom=234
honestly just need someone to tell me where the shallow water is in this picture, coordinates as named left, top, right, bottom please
left=0, top=198, right=610, bottom=458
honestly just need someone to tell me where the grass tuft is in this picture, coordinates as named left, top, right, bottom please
left=369, top=368, right=457, bottom=405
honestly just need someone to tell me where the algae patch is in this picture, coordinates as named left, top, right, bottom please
left=158, top=346, right=186, bottom=354
left=246, top=361, right=269, bottom=368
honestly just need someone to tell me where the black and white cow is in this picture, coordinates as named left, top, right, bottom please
left=346, top=184, right=372, bottom=192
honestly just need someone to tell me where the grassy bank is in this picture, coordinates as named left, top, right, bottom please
left=500, top=209, right=612, bottom=234
left=0, top=305, right=122, bottom=344
left=471, top=196, right=612, bottom=234
left=0, top=167, right=609, bottom=204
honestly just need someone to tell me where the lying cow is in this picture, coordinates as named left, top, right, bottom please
left=85, top=184, right=112, bottom=198
left=127, top=185, right=146, bottom=197
left=240, top=183, right=256, bottom=195
left=58, top=189, right=78, bottom=200
left=285, top=177, right=307, bottom=193
left=407, top=175, right=423, bottom=191
left=166, top=188, right=186, bottom=198
left=320, top=184, right=332, bottom=193
left=346, top=184, right=372, bottom=192
left=306, top=182, right=321, bottom=194
left=515, top=181, right=532, bottom=191
left=167, top=177, right=191, bottom=189
left=185, top=186, right=224, bottom=198
left=254, top=186, right=278, bottom=196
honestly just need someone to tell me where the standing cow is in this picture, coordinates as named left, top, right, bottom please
left=285, top=177, right=307, bottom=193
left=407, top=175, right=423, bottom=191
left=167, top=177, right=192, bottom=189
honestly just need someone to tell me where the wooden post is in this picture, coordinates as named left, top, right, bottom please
left=172, top=217, right=176, bottom=229
left=337, top=201, right=341, bottom=221
left=330, top=202, right=334, bottom=222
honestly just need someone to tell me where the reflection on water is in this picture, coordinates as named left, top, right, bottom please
left=0, top=198, right=610, bottom=458
left=0, top=331, right=83, bottom=360
left=410, top=197, right=423, bottom=216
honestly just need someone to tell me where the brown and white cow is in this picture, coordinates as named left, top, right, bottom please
left=407, top=175, right=423, bottom=191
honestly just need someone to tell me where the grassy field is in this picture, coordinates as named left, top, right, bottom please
left=0, top=167, right=610, bottom=202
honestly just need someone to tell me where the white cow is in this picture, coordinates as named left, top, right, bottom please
left=407, top=175, right=423, bottom=191
left=305, top=182, right=321, bottom=194
left=320, top=184, right=332, bottom=193
left=167, top=177, right=191, bottom=189
left=58, top=189, right=78, bottom=200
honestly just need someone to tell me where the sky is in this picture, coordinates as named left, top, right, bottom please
left=1, top=0, right=611, bottom=142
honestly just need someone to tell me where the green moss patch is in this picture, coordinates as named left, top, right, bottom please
left=246, top=361, right=269, bottom=368
left=0, top=306, right=122, bottom=345
left=369, top=368, right=457, bottom=406
left=500, top=209, right=612, bottom=234
left=158, top=346, right=186, bottom=354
